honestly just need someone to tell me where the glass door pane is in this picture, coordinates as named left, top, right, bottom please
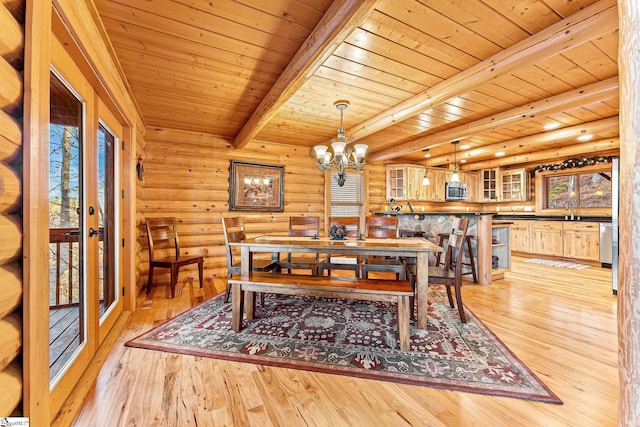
left=49, top=72, right=86, bottom=384
left=97, top=124, right=117, bottom=320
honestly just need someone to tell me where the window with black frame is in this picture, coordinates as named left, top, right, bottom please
left=546, top=171, right=612, bottom=209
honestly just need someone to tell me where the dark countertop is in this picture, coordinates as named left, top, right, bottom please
left=378, top=212, right=612, bottom=222
left=493, top=214, right=612, bottom=223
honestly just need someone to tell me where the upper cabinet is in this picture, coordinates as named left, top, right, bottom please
left=501, top=168, right=527, bottom=201
left=386, top=165, right=476, bottom=202
left=481, top=168, right=499, bottom=202
left=386, top=166, right=407, bottom=200
left=480, top=167, right=528, bottom=202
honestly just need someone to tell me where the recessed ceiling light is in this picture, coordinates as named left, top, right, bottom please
left=460, top=144, right=471, bottom=150
left=544, top=123, right=560, bottom=130
left=460, top=159, right=467, bottom=163
left=577, top=134, right=593, bottom=141
left=495, top=151, right=506, bottom=157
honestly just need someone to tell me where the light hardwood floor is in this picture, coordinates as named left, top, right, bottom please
left=59, top=257, right=618, bottom=426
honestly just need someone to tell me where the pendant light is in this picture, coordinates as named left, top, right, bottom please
left=421, top=149, right=430, bottom=186
left=450, top=141, right=460, bottom=183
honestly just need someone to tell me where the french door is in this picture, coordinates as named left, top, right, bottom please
left=48, top=36, right=123, bottom=417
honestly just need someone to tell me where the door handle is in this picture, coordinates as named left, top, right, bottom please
left=89, top=228, right=101, bottom=237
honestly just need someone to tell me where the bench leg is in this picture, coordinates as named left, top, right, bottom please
left=231, top=283, right=244, bottom=332
left=397, top=295, right=411, bottom=351
left=245, top=290, right=256, bottom=320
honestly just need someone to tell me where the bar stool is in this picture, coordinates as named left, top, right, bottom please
left=435, top=233, right=477, bottom=283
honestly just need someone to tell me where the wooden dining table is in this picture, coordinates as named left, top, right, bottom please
left=230, top=235, right=443, bottom=329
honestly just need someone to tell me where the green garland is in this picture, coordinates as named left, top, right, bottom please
left=531, top=156, right=613, bottom=177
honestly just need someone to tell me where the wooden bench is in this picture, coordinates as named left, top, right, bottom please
left=228, top=272, right=414, bottom=351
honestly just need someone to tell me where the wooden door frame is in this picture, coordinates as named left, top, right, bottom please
left=22, top=1, right=138, bottom=423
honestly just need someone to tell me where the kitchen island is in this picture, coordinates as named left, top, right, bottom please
left=381, top=212, right=497, bottom=285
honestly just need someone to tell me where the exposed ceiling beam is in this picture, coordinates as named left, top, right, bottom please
left=460, top=138, right=619, bottom=171
left=370, top=77, right=618, bottom=162
left=362, top=0, right=618, bottom=161
left=233, top=0, right=379, bottom=149
left=442, top=117, right=619, bottom=170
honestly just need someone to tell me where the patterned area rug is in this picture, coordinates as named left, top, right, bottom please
left=522, top=258, right=590, bottom=270
left=126, top=289, right=562, bottom=404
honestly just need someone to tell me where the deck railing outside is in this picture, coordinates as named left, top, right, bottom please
left=49, top=227, right=82, bottom=309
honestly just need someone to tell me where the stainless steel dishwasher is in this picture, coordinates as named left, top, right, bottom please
left=599, top=223, right=612, bottom=266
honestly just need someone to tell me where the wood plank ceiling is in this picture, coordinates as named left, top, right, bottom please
left=94, top=0, right=619, bottom=170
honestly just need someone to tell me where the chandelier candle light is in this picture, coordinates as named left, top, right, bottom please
left=313, top=100, right=368, bottom=187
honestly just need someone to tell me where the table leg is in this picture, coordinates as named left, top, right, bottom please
left=241, top=246, right=254, bottom=316
left=416, top=251, right=429, bottom=329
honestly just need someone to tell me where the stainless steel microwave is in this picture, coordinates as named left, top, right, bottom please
left=445, top=182, right=467, bottom=200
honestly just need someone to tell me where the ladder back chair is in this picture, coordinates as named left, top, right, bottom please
left=317, top=216, right=361, bottom=277
left=407, top=217, right=469, bottom=322
left=145, top=217, right=204, bottom=298
left=361, top=216, right=406, bottom=280
left=277, top=216, right=321, bottom=275
left=222, top=217, right=279, bottom=303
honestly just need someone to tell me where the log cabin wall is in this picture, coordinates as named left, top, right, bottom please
left=137, top=128, right=325, bottom=290
left=0, top=0, right=24, bottom=416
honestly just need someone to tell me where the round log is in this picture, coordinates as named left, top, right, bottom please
left=0, top=262, right=21, bottom=318
left=0, top=109, right=21, bottom=163
left=0, top=54, right=22, bottom=112
left=0, top=214, right=21, bottom=264
left=1, top=0, right=25, bottom=24
left=0, top=4, right=23, bottom=63
left=0, top=312, right=21, bottom=371
left=0, top=360, right=22, bottom=416
left=0, top=161, right=21, bottom=213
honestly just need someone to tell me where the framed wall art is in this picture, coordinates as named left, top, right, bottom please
left=229, top=160, right=284, bottom=211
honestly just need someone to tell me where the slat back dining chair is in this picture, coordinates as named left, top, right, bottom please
left=361, top=215, right=406, bottom=280
left=317, top=216, right=361, bottom=277
left=277, top=216, right=321, bottom=275
left=407, top=217, right=469, bottom=322
left=145, top=217, right=204, bottom=298
left=222, top=217, right=279, bottom=303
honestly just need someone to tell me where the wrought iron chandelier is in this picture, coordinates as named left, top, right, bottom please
left=313, top=100, right=368, bottom=187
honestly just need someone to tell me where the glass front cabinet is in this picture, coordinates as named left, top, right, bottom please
left=481, top=168, right=528, bottom=202
left=481, top=168, right=498, bottom=201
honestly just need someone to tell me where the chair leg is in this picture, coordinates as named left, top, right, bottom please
left=455, top=283, right=466, bottom=323
left=224, top=275, right=232, bottom=303
left=466, top=237, right=478, bottom=283
left=198, top=261, right=204, bottom=288
left=445, top=285, right=454, bottom=308
left=435, top=234, right=446, bottom=266
left=146, top=266, right=154, bottom=294
left=170, top=266, right=178, bottom=298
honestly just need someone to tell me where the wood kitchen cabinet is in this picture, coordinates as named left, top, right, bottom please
left=463, top=171, right=478, bottom=202
left=525, top=220, right=600, bottom=261
left=563, top=221, right=600, bottom=261
left=501, top=168, right=527, bottom=201
left=386, top=166, right=407, bottom=200
left=530, top=221, right=564, bottom=256
left=481, top=168, right=498, bottom=201
left=509, top=220, right=531, bottom=253
left=386, top=165, right=473, bottom=202
left=491, top=223, right=511, bottom=279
